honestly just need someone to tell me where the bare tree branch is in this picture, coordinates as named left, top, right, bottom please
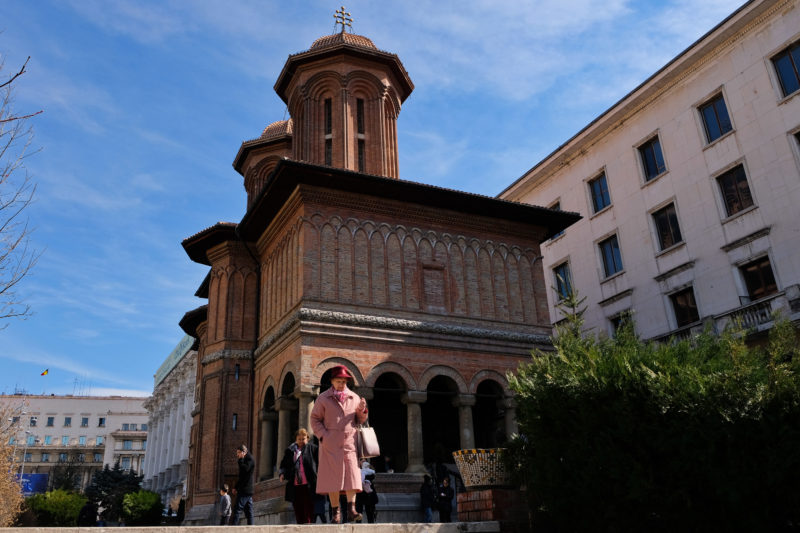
left=0, top=56, right=41, bottom=326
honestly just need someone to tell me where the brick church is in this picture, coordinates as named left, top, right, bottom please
left=178, top=14, right=578, bottom=522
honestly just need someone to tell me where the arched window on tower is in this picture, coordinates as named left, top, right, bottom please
left=324, top=98, right=333, bottom=165
left=356, top=98, right=365, bottom=172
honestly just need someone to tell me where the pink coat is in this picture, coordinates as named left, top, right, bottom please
left=310, top=386, right=368, bottom=494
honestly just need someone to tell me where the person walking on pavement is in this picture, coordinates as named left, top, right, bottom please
left=230, top=444, right=255, bottom=525
left=310, top=364, right=369, bottom=524
left=279, top=428, right=319, bottom=524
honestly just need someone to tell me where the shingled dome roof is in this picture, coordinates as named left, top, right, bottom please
left=310, top=32, right=377, bottom=51
left=260, top=119, right=293, bottom=140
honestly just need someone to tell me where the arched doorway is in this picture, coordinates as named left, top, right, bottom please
left=422, top=375, right=460, bottom=468
left=371, top=372, right=407, bottom=473
left=280, top=373, right=299, bottom=444
left=474, top=379, right=506, bottom=448
left=259, top=386, right=278, bottom=480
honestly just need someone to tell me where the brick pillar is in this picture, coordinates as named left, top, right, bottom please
left=454, top=394, right=476, bottom=450
left=258, top=409, right=277, bottom=480
left=402, top=391, right=427, bottom=473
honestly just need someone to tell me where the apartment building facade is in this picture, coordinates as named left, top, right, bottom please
left=501, top=0, right=800, bottom=341
left=1, top=394, right=149, bottom=493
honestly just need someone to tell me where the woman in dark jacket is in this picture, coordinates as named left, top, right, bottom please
left=279, top=428, right=319, bottom=524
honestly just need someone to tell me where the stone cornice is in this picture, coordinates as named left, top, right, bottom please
left=201, top=349, right=253, bottom=365
left=654, top=260, right=696, bottom=282
left=255, top=307, right=551, bottom=358
left=721, top=226, right=771, bottom=252
left=299, top=186, right=548, bottom=242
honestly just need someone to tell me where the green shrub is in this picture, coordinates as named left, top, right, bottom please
left=122, top=490, right=163, bottom=526
left=26, top=489, right=86, bottom=526
left=507, top=298, right=800, bottom=531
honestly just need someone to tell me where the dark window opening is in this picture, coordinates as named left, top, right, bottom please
left=717, top=165, right=753, bottom=217
left=599, top=235, right=623, bottom=277
left=553, top=262, right=572, bottom=301
left=652, top=203, right=683, bottom=250
left=670, top=287, right=699, bottom=327
left=740, top=257, right=778, bottom=301
left=589, top=173, right=611, bottom=212
left=772, top=41, right=800, bottom=97
left=639, top=137, right=666, bottom=181
left=700, top=93, right=733, bottom=142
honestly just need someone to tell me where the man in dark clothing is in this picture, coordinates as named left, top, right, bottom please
left=230, top=444, right=255, bottom=525
left=420, top=474, right=436, bottom=523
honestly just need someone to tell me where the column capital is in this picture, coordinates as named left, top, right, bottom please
left=293, top=390, right=315, bottom=400
left=259, top=409, right=278, bottom=422
left=355, top=386, right=374, bottom=400
left=274, top=397, right=298, bottom=411
left=499, top=397, right=516, bottom=409
left=453, top=393, right=476, bottom=407
left=402, top=391, right=427, bottom=404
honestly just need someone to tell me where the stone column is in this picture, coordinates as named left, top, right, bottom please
left=258, top=410, right=278, bottom=480
left=295, top=390, right=315, bottom=434
left=402, top=391, right=427, bottom=473
left=453, top=394, right=476, bottom=450
left=274, top=396, right=298, bottom=472
left=501, top=397, right=518, bottom=439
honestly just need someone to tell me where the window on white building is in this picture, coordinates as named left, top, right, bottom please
left=670, top=287, right=700, bottom=328
left=638, top=136, right=666, bottom=181
left=122, top=423, right=129, bottom=431
left=699, top=93, right=733, bottom=142
left=59, top=453, right=67, bottom=462
left=27, top=434, right=36, bottom=445
left=64, top=417, right=71, bottom=427
left=740, top=256, right=778, bottom=301
left=24, top=453, right=31, bottom=462
left=610, top=311, right=632, bottom=336
left=41, top=453, right=49, bottom=463
left=98, top=417, right=106, bottom=427
left=121, top=457, right=132, bottom=470
left=62, top=436, right=69, bottom=446
left=588, top=172, right=611, bottom=212
left=123, top=440, right=133, bottom=450
left=93, top=453, right=102, bottom=462
left=46, top=417, right=54, bottom=427
left=716, top=165, right=754, bottom=217
left=599, top=235, right=623, bottom=278
left=142, top=440, right=147, bottom=450
left=553, top=262, right=573, bottom=301
left=29, top=416, right=37, bottom=427
left=652, top=203, right=683, bottom=250
left=141, top=424, right=148, bottom=431
left=81, top=417, right=89, bottom=427
left=96, top=436, right=104, bottom=445
left=772, top=40, right=800, bottom=97
left=44, top=435, right=52, bottom=445
left=79, top=436, right=86, bottom=446
left=77, top=453, right=85, bottom=463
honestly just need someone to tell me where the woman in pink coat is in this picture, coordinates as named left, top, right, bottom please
left=310, top=365, right=368, bottom=523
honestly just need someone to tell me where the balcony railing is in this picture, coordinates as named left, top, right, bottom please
left=650, top=290, right=798, bottom=343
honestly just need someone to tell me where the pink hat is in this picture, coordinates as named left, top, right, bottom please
left=330, top=365, right=353, bottom=380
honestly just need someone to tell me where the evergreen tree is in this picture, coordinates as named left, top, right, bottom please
left=84, top=462, right=142, bottom=523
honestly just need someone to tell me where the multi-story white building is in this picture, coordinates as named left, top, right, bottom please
left=0, top=394, right=148, bottom=493
left=501, top=0, right=800, bottom=341
left=142, top=335, right=196, bottom=509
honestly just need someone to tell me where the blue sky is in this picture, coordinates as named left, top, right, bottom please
left=0, top=0, right=745, bottom=397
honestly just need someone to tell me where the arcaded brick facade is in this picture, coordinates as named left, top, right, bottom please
left=179, top=29, right=578, bottom=522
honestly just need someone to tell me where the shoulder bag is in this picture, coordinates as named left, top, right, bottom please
left=356, top=421, right=380, bottom=459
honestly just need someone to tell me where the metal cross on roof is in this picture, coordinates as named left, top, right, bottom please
left=334, top=6, right=353, bottom=33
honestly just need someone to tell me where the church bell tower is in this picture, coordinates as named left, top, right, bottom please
left=273, top=7, right=413, bottom=178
